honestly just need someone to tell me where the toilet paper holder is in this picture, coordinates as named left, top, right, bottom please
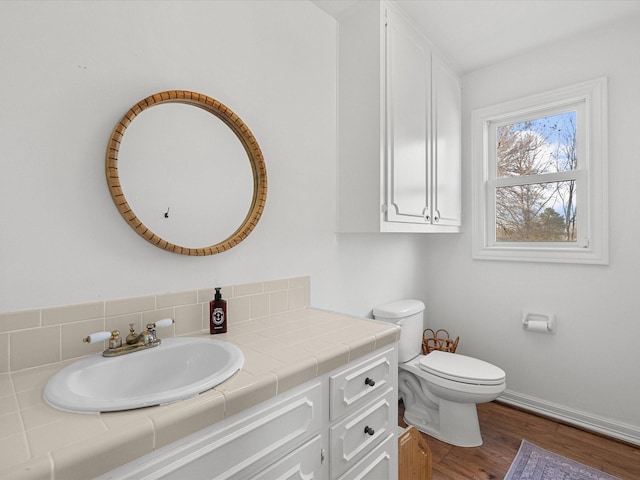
left=522, top=310, right=556, bottom=334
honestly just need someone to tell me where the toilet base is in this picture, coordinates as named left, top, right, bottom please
left=403, top=398, right=483, bottom=447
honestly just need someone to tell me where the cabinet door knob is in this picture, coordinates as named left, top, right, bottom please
left=364, top=377, right=375, bottom=387
left=422, top=207, right=430, bottom=223
left=364, top=426, right=375, bottom=436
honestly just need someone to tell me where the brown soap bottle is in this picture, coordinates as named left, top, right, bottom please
left=209, top=287, right=227, bottom=334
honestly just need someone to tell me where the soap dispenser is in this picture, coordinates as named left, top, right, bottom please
left=209, top=287, right=227, bottom=334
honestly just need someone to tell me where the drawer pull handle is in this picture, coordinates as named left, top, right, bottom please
left=364, top=426, right=375, bottom=436
left=364, top=377, right=375, bottom=387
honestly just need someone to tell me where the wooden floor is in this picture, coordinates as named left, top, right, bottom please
left=398, top=400, right=640, bottom=480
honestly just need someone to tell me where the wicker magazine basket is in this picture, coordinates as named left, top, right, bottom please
left=422, top=328, right=459, bottom=354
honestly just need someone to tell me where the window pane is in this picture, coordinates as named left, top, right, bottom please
left=496, top=111, right=577, bottom=179
left=496, top=181, right=577, bottom=242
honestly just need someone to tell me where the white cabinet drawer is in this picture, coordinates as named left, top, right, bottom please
left=330, top=348, right=392, bottom=421
left=250, top=435, right=324, bottom=480
left=329, top=388, right=394, bottom=479
left=338, top=433, right=394, bottom=480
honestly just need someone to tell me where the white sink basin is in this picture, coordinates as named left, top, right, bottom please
left=44, top=337, right=244, bottom=413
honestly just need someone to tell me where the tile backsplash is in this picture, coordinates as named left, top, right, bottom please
left=0, top=276, right=310, bottom=374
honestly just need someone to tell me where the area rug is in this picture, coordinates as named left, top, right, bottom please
left=504, top=440, right=621, bottom=480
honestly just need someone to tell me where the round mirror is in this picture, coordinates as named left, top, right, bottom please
left=106, top=91, right=267, bottom=255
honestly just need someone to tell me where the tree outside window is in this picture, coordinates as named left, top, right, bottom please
left=495, top=112, right=577, bottom=242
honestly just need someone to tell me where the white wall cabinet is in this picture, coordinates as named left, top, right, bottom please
left=98, top=346, right=398, bottom=480
left=337, top=1, right=461, bottom=233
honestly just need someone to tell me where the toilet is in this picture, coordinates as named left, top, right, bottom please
left=373, top=299, right=506, bottom=447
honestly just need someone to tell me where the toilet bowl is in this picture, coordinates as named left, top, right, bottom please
left=373, top=299, right=506, bottom=447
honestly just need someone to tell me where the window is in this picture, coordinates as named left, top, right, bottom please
left=472, top=78, right=608, bottom=264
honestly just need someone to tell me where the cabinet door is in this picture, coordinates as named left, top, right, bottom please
left=337, top=433, right=395, bottom=480
left=99, top=382, right=323, bottom=480
left=431, top=54, right=462, bottom=227
left=384, top=6, right=430, bottom=224
left=168, top=384, right=322, bottom=479
left=250, top=435, right=325, bottom=480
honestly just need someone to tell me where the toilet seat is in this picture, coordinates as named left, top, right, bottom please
left=419, top=351, right=505, bottom=386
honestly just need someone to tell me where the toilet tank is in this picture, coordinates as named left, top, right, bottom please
left=373, top=300, right=425, bottom=363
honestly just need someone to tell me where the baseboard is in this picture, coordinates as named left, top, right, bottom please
left=498, top=390, right=640, bottom=446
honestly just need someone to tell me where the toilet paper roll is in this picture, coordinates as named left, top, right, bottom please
left=525, top=319, right=550, bottom=333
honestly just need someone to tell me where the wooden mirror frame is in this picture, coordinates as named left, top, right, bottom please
left=106, top=90, right=267, bottom=256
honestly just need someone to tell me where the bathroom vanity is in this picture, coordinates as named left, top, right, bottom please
left=0, top=307, right=400, bottom=480
left=100, top=345, right=397, bottom=479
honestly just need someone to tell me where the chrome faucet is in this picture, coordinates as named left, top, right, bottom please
left=83, top=318, right=174, bottom=357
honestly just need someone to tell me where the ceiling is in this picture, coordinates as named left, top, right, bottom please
left=312, top=0, right=640, bottom=74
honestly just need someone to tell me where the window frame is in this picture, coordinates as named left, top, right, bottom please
left=471, top=78, right=608, bottom=264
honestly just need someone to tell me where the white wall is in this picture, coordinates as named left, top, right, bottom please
left=2, top=0, right=638, bottom=440
left=0, top=0, right=424, bottom=317
left=423, top=14, right=640, bottom=434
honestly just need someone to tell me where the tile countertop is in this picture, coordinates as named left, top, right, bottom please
left=0, top=308, right=400, bottom=480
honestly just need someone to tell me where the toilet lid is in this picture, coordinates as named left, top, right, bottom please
left=419, top=351, right=505, bottom=385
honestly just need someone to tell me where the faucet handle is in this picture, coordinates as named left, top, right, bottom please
left=149, top=318, right=174, bottom=329
left=83, top=331, right=111, bottom=344
left=147, top=318, right=175, bottom=330
left=143, top=318, right=173, bottom=344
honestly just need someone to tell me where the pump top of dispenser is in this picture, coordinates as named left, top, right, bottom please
left=214, top=287, right=222, bottom=300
